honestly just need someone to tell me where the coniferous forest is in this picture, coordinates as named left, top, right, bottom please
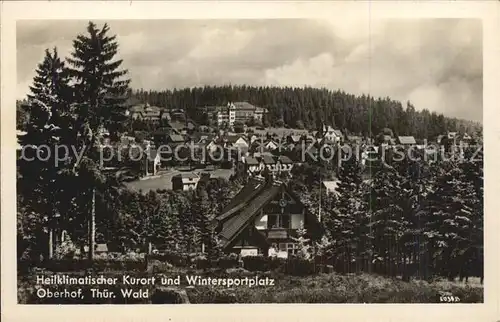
left=131, top=86, right=482, bottom=139
left=16, top=21, right=484, bottom=304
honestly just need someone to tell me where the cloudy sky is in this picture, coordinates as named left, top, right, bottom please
left=17, top=19, right=482, bottom=122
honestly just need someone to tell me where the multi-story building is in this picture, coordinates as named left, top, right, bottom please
left=207, top=102, right=268, bottom=127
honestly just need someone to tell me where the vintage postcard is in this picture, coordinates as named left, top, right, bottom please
left=1, top=1, right=499, bottom=321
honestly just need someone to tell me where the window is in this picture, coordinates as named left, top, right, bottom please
left=267, top=214, right=291, bottom=229
left=268, top=215, right=278, bottom=228
left=287, top=243, right=299, bottom=255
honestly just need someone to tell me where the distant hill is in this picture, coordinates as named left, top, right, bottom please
left=131, top=85, right=482, bottom=139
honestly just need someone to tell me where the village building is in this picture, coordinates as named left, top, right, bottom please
left=322, top=125, right=344, bottom=143
left=322, top=180, right=340, bottom=197
left=206, top=102, right=268, bottom=127
left=172, top=173, right=200, bottom=191
left=397, top=136, right=417, bottom=146
left=212, top=177, right=322, bottom=257
left=128, top=103, right=168, bottom=123
left=275, top=155, right=294, bottom=173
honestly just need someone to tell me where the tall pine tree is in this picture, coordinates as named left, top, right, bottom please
left=66, top=21, right=130, bottom=261
left=19, top=47, right=72, bottom=259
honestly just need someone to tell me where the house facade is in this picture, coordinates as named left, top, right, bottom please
left=323, top=125, right=344, bottom=143
left=213, top=178, right=322, bottom=258
left=172, top=173, right=200, bottom=191
left=208, top=102, right=268, bottom=127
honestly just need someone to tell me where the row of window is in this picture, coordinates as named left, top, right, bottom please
left=268, top=214, right=291, bottom=229
left=270, top=242, right=299, bottom=255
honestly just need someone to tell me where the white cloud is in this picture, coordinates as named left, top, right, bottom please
left=16, top=19, right=482, bottom=122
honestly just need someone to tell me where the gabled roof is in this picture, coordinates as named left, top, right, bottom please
left=323, top=180, right=340, bottom=195
left=173, top=173, right=200, bottom=180
left=277, top=155, right=293, bottom=164
left=397, top=136, right=416, bottom=145
left=232, top=102, right=257, bottom=111
left=332, top=129, right=343, bottom=137
left=245, top=156, right=259, bottom=166
left=289, top=135, right=301, bottom=142
left=168, top=134, right=185, bottom=142
left=261, top=155, right=276, bottom=164
left=218, top=183, right=282, bottom=246
left=218, top=178, right=267, bottom=221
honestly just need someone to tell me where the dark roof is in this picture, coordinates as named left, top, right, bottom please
left=261, top=155, right=276, bottom=164
left=397, top=136, right=416, bottom=145
left=232, top=102, right=257, bottom=110
left=333, top=129, right=344, bottom=137
left=245, top=156, right=259, bottom=166
left=225, top=135, right=246, bottom=144
left=168, top=134, right=184, bottom=142
left=278, top=155, right=293, bottom=164
left=218, top=178, right=267, bottom=220
left=172, top=173, right=199, bottom=180
left=219, top=183, right=282, bottom=246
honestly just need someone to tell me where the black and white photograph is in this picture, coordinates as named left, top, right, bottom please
left=4, top=1, right=494, bottom=311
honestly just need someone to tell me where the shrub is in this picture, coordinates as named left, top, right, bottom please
left=149, top=251, right=190, bottom=267
left=28, top=258, right=147, bottom=272
left=283, top=257, right=316, bottom=276
left=217, top=254, right=239, bottom=269
left=242, top=255, right=286, bottom=272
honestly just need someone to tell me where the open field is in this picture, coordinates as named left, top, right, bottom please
left=18, top=269, right=483, bottom=304
left=124, top=168, right=234, bottom=192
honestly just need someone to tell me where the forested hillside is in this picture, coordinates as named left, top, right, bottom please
left=132, top=86, right=482, bottom=139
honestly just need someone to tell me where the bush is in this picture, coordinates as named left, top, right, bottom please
left=217, top=253, right=239, bottom=269
left=149, top=251, right=190, bottom=267
left=242, top=256, right=286, bottom=272
left=20, top=257, right=147, bottom=272
left=283, top=257, right=316, bottom=276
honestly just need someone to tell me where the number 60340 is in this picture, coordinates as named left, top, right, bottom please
left=440, top=296, right=460, bottom=302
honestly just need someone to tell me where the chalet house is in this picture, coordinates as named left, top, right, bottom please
left=287, top=135, right=302, bottom=145
left=323, top=125, right=344, bottom=143
left=225, top=135, right=249, bottom=149
left=448, top=132, right=458, bottom=140
left=172, top=173, right=200, bottom=191
left=153, top=128, right=181, bottom=146
left=213, top=177, right=322, bottom=257
left=322, top=180, right=340, bottom=197
left=129, top=103, right=168, bottom=123
left=264, top=140, right=279, bottom=151
left=237, top=156, right=261, bottom=176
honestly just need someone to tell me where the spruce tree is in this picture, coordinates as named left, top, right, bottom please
left=324, top=152, right=365, bottom=273
left=66, top=21, right=130, bottom=261
left=19, top=47, right=71, bottom=259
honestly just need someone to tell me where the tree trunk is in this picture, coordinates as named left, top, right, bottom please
left=89, top=187, right=96, bottom=261
left=48, top=228, right=53, bottom=259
